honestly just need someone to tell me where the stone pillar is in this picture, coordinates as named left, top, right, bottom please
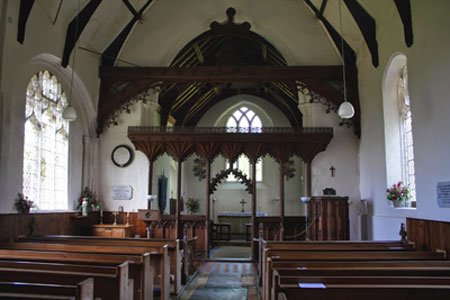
left=140, top=88, right=161, bottom=207
left=82, top=135, right=99, bottom=195
left=141, top=88, right=161, bottom=126
left=298, top=88, right=328, bottom=128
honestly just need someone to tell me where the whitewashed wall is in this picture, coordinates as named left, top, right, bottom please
left=0, top=2, right=95, bottom=212
left=358, top=0, right=450, bottom=239
left=302, top=102, right=361, bottom=240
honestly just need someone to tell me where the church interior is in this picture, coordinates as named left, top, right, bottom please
left=0, top=0, right=450, bottom=299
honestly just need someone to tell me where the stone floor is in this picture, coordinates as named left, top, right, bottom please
left=179, top=262, right=259, bottom=300
left=209, top=245, right=252, bottom=259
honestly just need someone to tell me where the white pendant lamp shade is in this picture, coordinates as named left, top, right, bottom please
left=338, top=101, right=355, bottom=119
left=62, top=105, right=77, bottom=121
left=337, top=0, right=355, bottom=120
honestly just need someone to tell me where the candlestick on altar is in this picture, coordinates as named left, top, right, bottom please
left=100, top=210, right=104, bottom=224
left=113, top=212, right=118, bottom=225
left=126, top=212, right=130, bottom=226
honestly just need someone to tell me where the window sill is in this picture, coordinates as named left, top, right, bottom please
left=391, top=207, right=416, bottom=210
left=29, top=210, right=78, bottom=214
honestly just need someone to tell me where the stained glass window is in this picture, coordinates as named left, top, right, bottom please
left=23, top=71, right=69, bottom=210
left=225, top=107, right=263, bottom=181
left=398, top=66, right=416, bottom=202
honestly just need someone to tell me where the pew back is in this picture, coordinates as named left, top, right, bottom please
left=0, top=277, right=94, bottom=300
left=263, top=250, right=446, bottom=300
left=17, top=235, right=184, bottom=294
left=0, top=260, right=132, bottom=300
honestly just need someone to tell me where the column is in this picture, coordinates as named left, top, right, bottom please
left=82, top=135, right=99, bottom=194
left=141, top=88, right=161, bottom=126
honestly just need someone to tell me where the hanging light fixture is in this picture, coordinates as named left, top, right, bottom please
left=337, top=0, right=355, bottom=119
left=62, top=1, right=79, bottom=122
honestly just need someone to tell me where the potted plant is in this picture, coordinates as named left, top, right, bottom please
left=386, top=181, right=411, bottom=207
left=77, top=187, right=99, bottom=215
left=14, top=193, right=34, bottom=214
left=185, top=197, right=200, bottom=214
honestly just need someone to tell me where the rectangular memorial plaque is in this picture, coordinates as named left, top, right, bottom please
left=437, top=181, right=450, bottom=208
left=112, top=185, right=133, bottom=200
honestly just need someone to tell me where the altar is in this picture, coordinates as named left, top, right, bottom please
left=217, top=211, right=267, bottom=239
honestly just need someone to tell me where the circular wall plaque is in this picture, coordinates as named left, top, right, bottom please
left=111, top=144, right=134, bottom=167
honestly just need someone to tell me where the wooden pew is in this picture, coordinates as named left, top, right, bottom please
left=272, top=262, right=450, bottom=300
left=18, top=235, right=188, bottom=293
left=0, top=278, right=94, bottom=300
left=262, top=250, right=446, bottom=300
left=275, top=274, right=450, bottom=300
left=257, top=239, right=415, bottom=282
left=0, top=260, right=133, bottom=300
left=0, top=248, right=158, bottom=300
left=1, top=241, right=171, bottom=299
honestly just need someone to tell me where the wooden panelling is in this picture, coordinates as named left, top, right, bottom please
left=407, top=218, right=450, bottom=254
left=0, top=212, right=97, bottom=241
left=307, top=196, right=349, bottom=240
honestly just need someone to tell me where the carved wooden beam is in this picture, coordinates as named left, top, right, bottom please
left=195, top=142, right=221, bottom=163
left=97, top=65, right=344, bottom=135
left=128, top=126, right=333, bottom=165
left=243, top=143, right=267, bottom=164
left=101, top=65, right=342, bottom=82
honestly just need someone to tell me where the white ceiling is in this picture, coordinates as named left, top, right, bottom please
left=34, top=0, right=398, bottom=67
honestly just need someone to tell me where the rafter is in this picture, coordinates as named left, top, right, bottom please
left=102, top=0, right=153, bottom=66
left=394, top=0, right=413, bottom=47
left=62, top=0, right=102, bottom=67
left=101, top=65, right=342, bottom=82
left=319, top=0, right=328, bottom=16
left=17, top=0, right=35, bottom=44
left=344, top=0, right=379, bottom=67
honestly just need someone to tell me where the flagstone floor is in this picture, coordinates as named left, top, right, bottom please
left=179, top=262, right=259, bottom=300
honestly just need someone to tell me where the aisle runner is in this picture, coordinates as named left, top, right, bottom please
left=180, top=262, right=258, bottom=300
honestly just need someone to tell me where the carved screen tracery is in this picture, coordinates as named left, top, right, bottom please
left=225, top=107, right=263, bottom=181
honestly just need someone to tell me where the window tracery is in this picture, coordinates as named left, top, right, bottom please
left=225, top=106, right=263, bottom=181
left=23, top=71, right=69, bottom=210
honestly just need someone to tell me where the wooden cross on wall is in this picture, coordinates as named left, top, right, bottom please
left=330, top=166, right=336, bottom=177
left=240, top=199, right=247, bottom=212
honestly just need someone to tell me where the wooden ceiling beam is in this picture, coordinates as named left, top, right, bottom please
left=100, top=65, right=342, bottom=82
left=128, top=126, right=333, bottom=164
left=319, top=0, right=328, bottom=16
left=17, top=0, right=35, bottom=44
left=62, top=0, right=102, bottom=67
left=394, top=0, right=413, bottom=47
left=102, top=0, right=153, bottom=66
left=343, top=0, right=379, bottom=67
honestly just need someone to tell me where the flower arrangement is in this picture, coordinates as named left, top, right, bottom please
left=185, top=197, right=200, bottom=214
left=14, top=193, right=34, bottom=214
left=386, top=181, right=411, bottom=202
left=77, top=187, right=99, bottom=212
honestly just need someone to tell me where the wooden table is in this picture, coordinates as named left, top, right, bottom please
left=93, top=224, right=134, bottom=238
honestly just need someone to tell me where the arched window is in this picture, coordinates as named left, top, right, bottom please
left=398, top=66, right=416, bottom=201
left=225, top=106, right=263, bottom=181
left=23, top=71, right=69, bottom=210
left=383, top=54, right=416, bottom=206
left=226, top=106, right=262, bottom=133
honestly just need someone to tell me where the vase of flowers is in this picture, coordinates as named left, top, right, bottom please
left=185, top=197, right=200, bottom=214
left=77, top=187, right=99, bottom=215
left=387, top=181, right=411, bottom=207
left=14, top=193, right=34, bottom=214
